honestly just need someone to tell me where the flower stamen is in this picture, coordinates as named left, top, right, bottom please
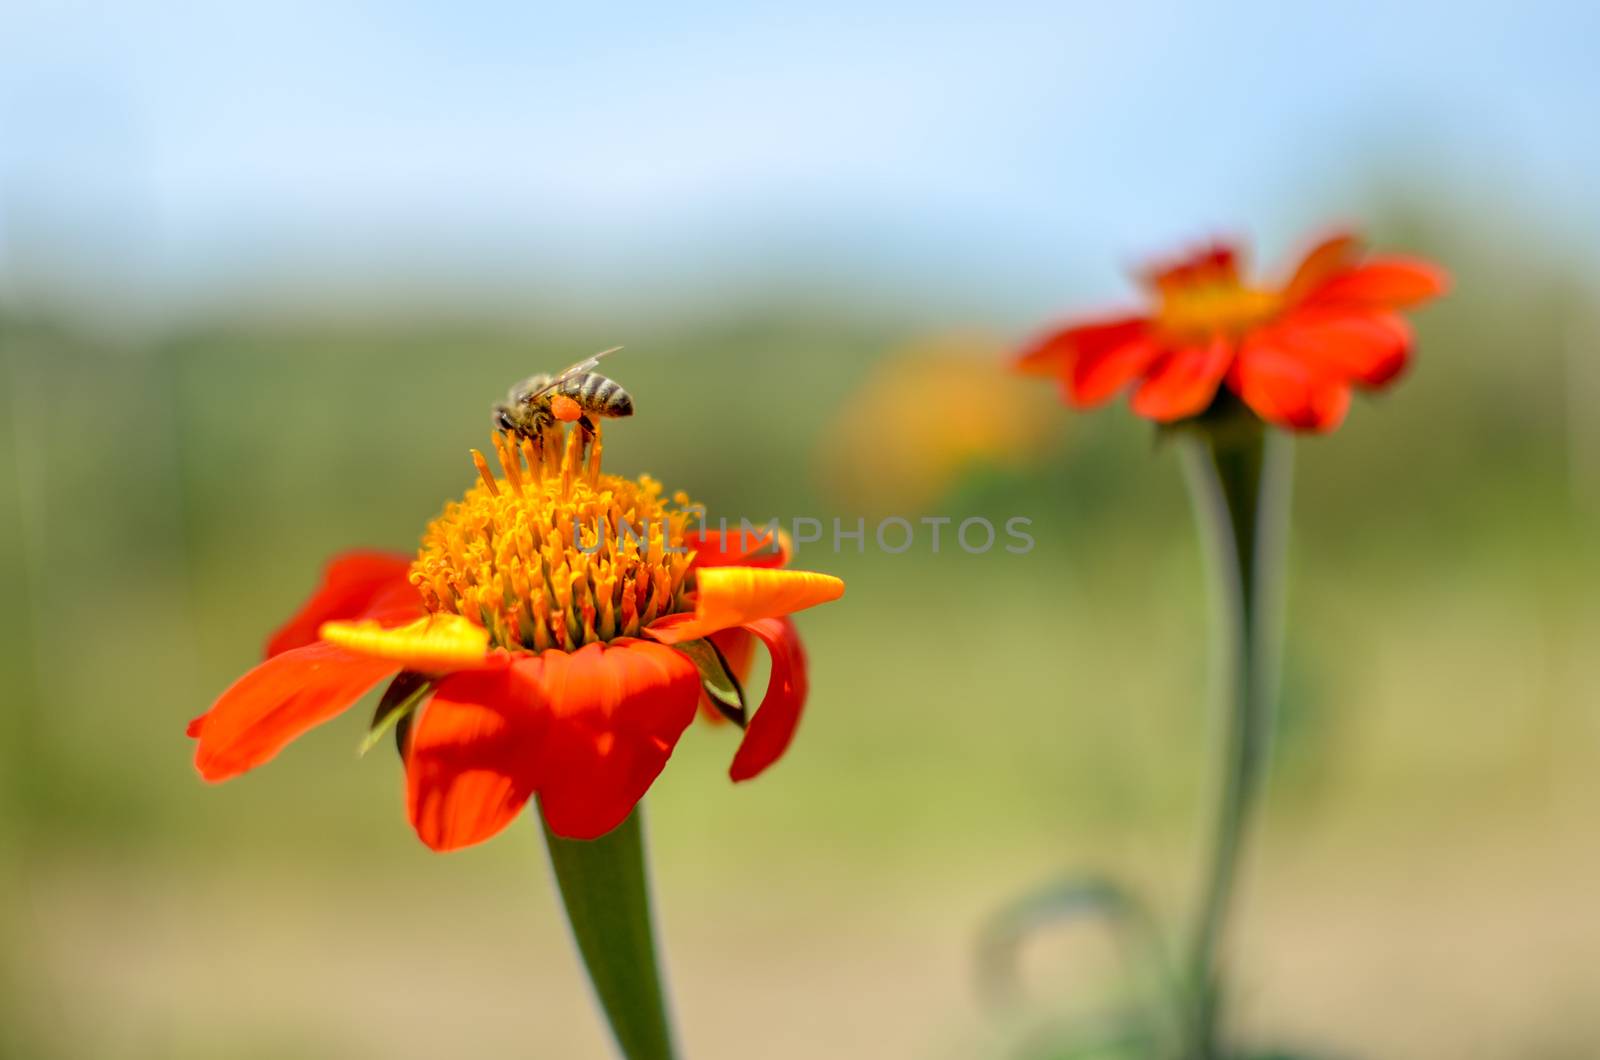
left=410, top=422, right=696, bottom=652
left=1156, top=280, right=1281, bottom=343
left=471, top=449, right=500, bottom=497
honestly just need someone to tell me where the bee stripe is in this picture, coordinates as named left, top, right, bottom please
left=610, top=382, right=635, bottom=414
left=533, top=371, right=633, bottom=417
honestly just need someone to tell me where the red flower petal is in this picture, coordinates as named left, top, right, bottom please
left=712, top=626, right=756, bottom=680
left=1303, top=257, right=1449, bottom=311
left=405, top=667, right=546, bottom=852
left=189, top=642, right=400, bottom=781
left=1128, top=336, right=1233, bottom=422
left=265, top=551, right=422, bottom=659
left=729, top=617, right=809, bottom=782
left=525, top=640, right=701, bottom=840
left=1015, top=316, right=1150, bottom=389
left=1141, top=242, right=1242, bottom=294
left=1271, top=310, right=1413, bottom=388
left=684, top=528, right=789, bottom=569
left=1230, top=340, right=1353, bottom=432
left=1071, top=334, right=1164, bottom=406
left=1280, top=231, right=1360, bottom=306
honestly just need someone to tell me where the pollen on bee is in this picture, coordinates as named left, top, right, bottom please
left=551, top=394, right=583, bottom=422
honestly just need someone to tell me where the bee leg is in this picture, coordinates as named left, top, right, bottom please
left=576, top=415, right=599, bottom=463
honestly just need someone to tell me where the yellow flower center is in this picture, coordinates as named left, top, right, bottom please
left=408, top=423, right=697, bottom=652
left=1156, top=279, right=1281, bottom=343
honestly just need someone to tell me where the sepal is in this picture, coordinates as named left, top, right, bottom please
left=672, top=638, right=747, bottom=728
left=363, top=671, right=431, bottom=757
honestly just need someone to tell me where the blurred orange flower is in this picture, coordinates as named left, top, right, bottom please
left=188, top=424, right=842, bottom=848
left=1016, top=232, right=1448, bottom=432
left=823, top=333, right=1062, bottom=513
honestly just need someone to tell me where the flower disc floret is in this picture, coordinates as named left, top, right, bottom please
left=410, top=427, right=695, bottom=653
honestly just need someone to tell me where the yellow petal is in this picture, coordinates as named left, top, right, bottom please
left=646, top=567, right=844, bottom=644
left=320, top=613, right=491, bottom=671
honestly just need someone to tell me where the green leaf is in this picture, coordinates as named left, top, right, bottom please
left=542, top=804, right=677, bottom=1060
left=672, top=638, right=746, bottom=727
left=362, top=672, right=430, bottom=757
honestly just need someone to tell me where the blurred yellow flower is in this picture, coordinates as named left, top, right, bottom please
left=819, top=333, right=1063, bottom=514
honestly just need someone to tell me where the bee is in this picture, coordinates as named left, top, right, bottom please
left=494, top=346, right=634, bottom=441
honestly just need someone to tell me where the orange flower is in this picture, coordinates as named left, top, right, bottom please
left=187, top=423, right=843, bottom=848
left=820, top=333, right=1062, bottom=514
left=1016, top=233, right=1449, bottom=432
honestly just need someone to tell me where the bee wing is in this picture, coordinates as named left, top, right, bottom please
left=522, top=346, right=623, bottom=401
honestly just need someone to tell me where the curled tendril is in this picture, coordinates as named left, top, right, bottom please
left=975, top=873, right=1185, bottom=1056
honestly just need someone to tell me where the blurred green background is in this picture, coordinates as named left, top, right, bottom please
left=5, top=3, right=1600, bottom=1057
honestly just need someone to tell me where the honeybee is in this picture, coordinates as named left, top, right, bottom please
left=494, top=346, right=635, bottom=440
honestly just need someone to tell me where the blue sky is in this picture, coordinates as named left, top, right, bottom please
left=3, top=0, right=1598, bottom=319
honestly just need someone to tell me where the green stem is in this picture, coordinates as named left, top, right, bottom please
left=542, top=804, right=679, bottom=1060
left=1176, top=424, right=1293, bottom=1058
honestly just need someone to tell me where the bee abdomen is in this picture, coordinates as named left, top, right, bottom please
left=564, top=373, right=635, bottom=418
left=596, top=377, right=634, bottom=417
